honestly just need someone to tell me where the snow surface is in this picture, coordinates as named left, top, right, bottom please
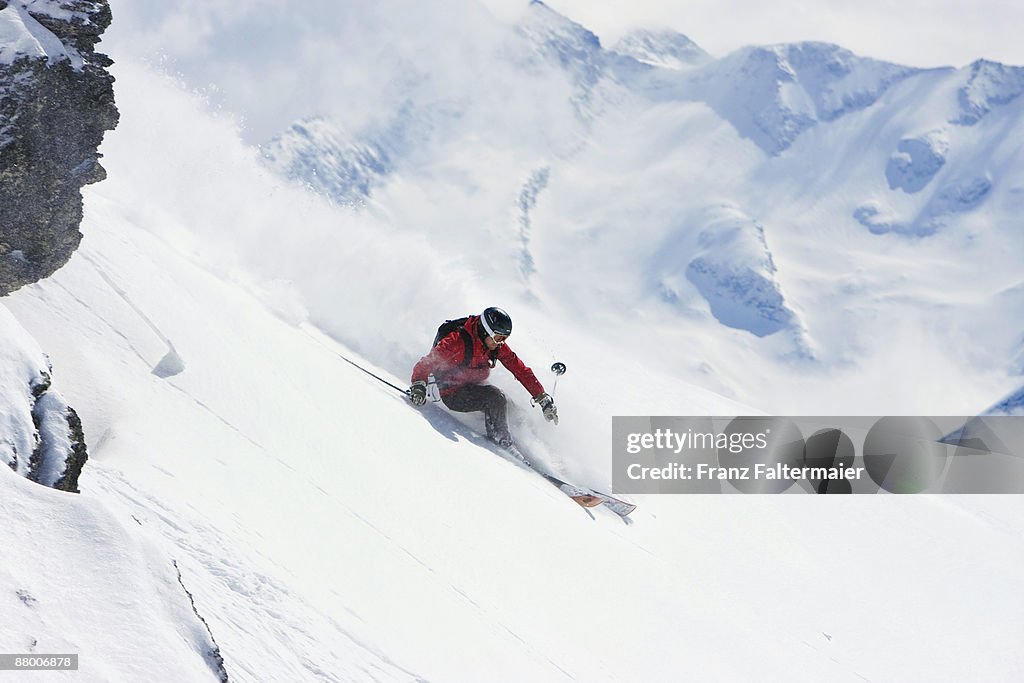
left=7, top=172, right=1024, bottom=680
left=4, top=0, right=1024, bottom=679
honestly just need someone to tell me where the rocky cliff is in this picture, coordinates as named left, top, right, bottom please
left=0, top=0, right=118, bottom=295
left=0, top=1, right=117, bottom=492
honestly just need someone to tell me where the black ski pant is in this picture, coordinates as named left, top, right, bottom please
left=442, top=384, right=511, bottom=446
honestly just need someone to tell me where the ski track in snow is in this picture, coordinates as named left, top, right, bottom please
left=46, top=278, right=154, bottom=369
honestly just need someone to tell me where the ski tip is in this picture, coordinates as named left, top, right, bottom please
left=604, top=501, right=637, bottom=518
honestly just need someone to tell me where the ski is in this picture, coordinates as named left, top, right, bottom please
left=540, top=473, right=637, bottom=518
left=504, top=441, right=635, bottom=519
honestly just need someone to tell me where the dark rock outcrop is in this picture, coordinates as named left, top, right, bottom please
left=0, top=1, right=114, bottom=491
left=0, top=0, right=118, bottom=295
left=24, top=368, right=89, bottom=492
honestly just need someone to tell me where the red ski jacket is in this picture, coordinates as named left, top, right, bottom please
left=411, top=316, right=545, bottom=398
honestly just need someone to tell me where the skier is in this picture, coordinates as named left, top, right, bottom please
left=409, top=307, right=558, bottom=450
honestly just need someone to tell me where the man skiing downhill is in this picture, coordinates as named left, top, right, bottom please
left=409, top=307, right=558, bottom=450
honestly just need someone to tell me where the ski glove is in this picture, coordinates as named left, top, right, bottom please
left=409, top=381, right=428, bottom=406
left=533, top=392, right=558, bottom=425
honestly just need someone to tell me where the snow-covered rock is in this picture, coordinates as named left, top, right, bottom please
left=931, top=173, right=993, bottom=214
left=662, top=205, right=796, bottom=337
left=516, top=166, right=550, bottom=278
left=886, top=129, right=949, bottom=193
left=905, top=173, right=993, bottom=234
left=853, top=202, right=912, bottom=235
left=953, top=59, right=1024, bottom=125
left=261, top=116, right=392, bottom=206
left=0, top=304, right=87, bottom=491
left=0, top=1, right=82, bottom=67
left=854, top=170, right=993, bottom=237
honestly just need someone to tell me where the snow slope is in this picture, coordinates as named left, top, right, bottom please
left=3, top=50, right=1024, bottom=682
left=8, top=185, right=1024, bottom=682
left=0, top=467, right=229, bottom=683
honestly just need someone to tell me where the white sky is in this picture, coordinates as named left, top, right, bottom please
left=484, top=0, right=1024, bottom=68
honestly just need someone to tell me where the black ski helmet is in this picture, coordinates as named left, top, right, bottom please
left=480, top=306, right=513, bottom=338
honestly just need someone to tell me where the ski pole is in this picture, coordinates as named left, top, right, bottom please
left=338, top=355, right=411, bottom=396
left=550, top=361, right=566, bottom=396
left=300, top=325, right=411, bottom=396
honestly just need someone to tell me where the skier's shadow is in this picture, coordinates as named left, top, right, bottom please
left=414, top=403, right=490, bottom=448
left=413, top=402, right=531, bottom=467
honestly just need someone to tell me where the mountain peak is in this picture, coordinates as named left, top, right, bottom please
left=611, top=28, right=711, bottom=69
left=519, top=1, right=600, bottom=48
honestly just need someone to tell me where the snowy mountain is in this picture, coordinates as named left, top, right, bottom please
left=4, top=0, right=1024, bottom=680
left=255, top=2, right=1024, bottom=414
left=678, top=42, right=920, bottom=155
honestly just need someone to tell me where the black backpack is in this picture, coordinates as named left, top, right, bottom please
left=432, top=316, right=498, bottom=370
